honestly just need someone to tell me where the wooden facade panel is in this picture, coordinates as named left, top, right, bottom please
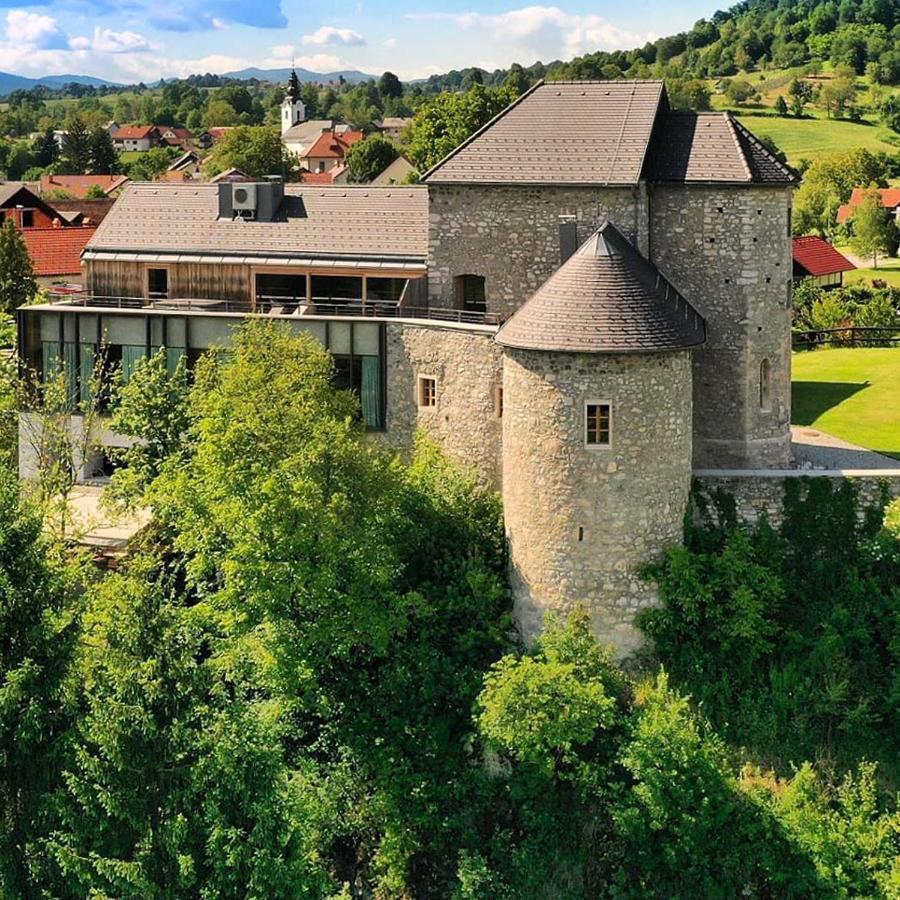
left=84, top=260, right=144, bottom=299
left=169, top=263, right=251, bottom=301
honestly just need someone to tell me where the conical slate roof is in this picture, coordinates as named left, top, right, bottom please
left=494, top=222, right=706, bottom=354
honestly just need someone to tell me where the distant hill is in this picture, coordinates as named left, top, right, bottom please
left=221, top=66, right=375, bottom=84
left=0, top=71, right=120, bottom=96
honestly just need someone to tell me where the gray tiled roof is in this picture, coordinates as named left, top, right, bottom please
left=86, top=183, right=429, bottom=263
left=282, top=119, right=334, bottom=142
left=643, top=112, right=798, bottom=184
left=423, top=81, right=665, bottom=186
left=495, top=221, right=706, bottom=354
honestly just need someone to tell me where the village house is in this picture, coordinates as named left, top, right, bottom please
left=111, top=125, right=159, bottom=152
left=375, top=117, right=413, bottom=141
left=792, top=235, right=855, bottom=288
left=301, top=163, right=349, bottom=185
left=156, top=126, right=195, bottom=149
left=0, top=184, right=97, bottom=288
left=372, top=156, right=417, bottom=185
left=301, top=130, right=364, bottom=173
left=40, top=174, right=129, bottom=199
left=18, top=80, right=799, bottom=654
left=162, top=150, right=203, bottom=182
left=837, top=187, right=900, bottom=225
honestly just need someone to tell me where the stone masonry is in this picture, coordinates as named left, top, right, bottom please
left=650, top=185, right=794, bottom=469
left=694, top=470, right=900, bottom=528
left=383, top=321, right=504, bottom=485
left=427, top=184, right=648, bottom=320
left=502, top=348, right=693, bottom=656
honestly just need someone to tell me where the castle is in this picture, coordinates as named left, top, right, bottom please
left=18, top=81, right=799, bottom=653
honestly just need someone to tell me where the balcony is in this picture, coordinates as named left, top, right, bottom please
left=39, top=291, right=503, bottom=327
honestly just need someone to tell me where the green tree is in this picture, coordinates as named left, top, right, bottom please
left=0, top=468, right=73, bottom=895
left=788, top=77, right=814, bottom=116
left=107, top=349, right=191, bottom=510
left=406, top=85, right=514, bottom=171
left=202, top=99, right=239, bottom=129
left=378, top=71, right=403, bottom=99
left=33, top=127, right=58, bottom=168
left=88, top=125, right=118, bottom=174
left=205, top=125, right=294, bottom=180
left=774, top=94, right=789, bottom=116
left=345, top=134, right=399, bottom=183
left=850, top=185, right=896, bottom=267
left=60, top=116, right=92, bottom=174
left=127, top=146, right=179, bottom=182
left=0, top=218, right=36, bottom=315
left=84, top=183, right=107, bottom=199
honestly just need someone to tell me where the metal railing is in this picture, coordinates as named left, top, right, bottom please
left=37, top=292, right=502, bottom=326
left=792, top=326, right=900, bottom=349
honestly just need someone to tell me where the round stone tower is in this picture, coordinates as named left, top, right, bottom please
left=496, top=222, right=706, bottom=656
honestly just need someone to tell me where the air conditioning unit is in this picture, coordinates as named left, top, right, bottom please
left=231, top=182, right=257, bottom=214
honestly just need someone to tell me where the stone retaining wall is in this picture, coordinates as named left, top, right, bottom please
left=694, top=469, right=900, bottom=527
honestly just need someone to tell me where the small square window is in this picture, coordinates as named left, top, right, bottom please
left=418, top=376, right=436, bottom=408
left=585, top=403, right=611, bottom=447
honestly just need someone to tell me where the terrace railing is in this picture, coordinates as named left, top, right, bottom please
left=792, top=326, right=900, bottom=350
left=41, top=293, right=502, bottom=326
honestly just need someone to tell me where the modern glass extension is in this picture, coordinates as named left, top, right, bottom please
left=18, top=305, right=386, bottom=430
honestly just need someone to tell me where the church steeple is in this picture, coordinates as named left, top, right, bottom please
left=281, top=65, right=306, bottom=135
left=286, top=65, right=301, bottom=103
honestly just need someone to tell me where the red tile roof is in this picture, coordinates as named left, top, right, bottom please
left=792, top=236, right=856, bottom=278
left=837, top=187, right=900, bottom=223
left=301, top=164, right=348, bottom=184
left=21, top=225, right=96, bottom=276
left=112, top=125, right=157, bottom=140
left=302, top=130, right=364, bottom=160
left=40, top=174, right=129, bottom=199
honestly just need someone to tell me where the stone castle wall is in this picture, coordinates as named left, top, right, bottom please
left=427, top=184, right=648, bottom=320
left=502, top=348, right=693, bottom=656
left=383, top=321, right=504, bottom=485
left=694, top=469, right=900, bottom=528
left=649, top=185, right=794, bottom=469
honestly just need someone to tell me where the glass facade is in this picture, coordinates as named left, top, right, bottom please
left=22, top=308, right=385, bottom=429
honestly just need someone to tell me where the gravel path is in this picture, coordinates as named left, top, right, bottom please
left=791, top=425, right=900, bottom=470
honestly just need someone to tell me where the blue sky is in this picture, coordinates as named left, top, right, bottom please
left=0, top=0, right=714, bottom=83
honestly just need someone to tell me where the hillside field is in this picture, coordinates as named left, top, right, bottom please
left=792, top=348, right=900, bottom=458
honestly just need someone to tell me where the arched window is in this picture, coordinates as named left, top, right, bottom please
left=759, top=358, right=772, bottom=411
left=454, top=274, right=486, bottom=313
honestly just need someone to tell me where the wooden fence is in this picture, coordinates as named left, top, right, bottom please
left=792, top=326, right=900, bottom=350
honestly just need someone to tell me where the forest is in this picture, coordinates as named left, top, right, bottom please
left=0, top=320, right=897, bottom=897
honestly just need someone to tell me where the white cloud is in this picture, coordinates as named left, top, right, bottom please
left=86, top=27, right=151, bottom=53
left=407, top=5, right=654, bottom=60
left=383, top=37, right=397, bottom=48
left=6, top=11, right=69, bottom=50
left=301, top=25, right=365, bottom=47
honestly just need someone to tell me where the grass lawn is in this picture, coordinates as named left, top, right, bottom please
left=792, top=348, right=900, bottom=458
left=833, top=248, right=900, bottom=288
left=735, top=113, right=899, bottom=165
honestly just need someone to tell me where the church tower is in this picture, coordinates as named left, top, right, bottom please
left=281, top=67, right=306, bottom=135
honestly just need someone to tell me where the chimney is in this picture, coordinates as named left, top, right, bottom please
left=558, top=215, right=578, bottom=264
left=217, top=182, right=233, bottom=219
